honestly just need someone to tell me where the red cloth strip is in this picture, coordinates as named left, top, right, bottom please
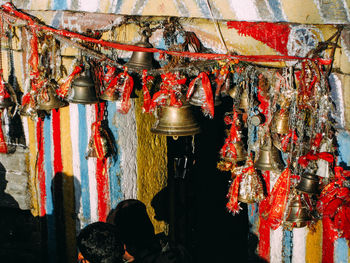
left=52, top=109, right=63, bottom=174
left=36, top=117, right=46, bottom=217
left=0, top=111, right=7, bottom=153
left=0, top=3, right=332, bottom=64
left=258, top=171, right=270, bottom=261
left=94, top=103, right=110, bottom=222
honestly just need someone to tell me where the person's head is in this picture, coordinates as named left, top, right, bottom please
left=111, top=199, right=156, bottom=257
left=77, top=222, right=124, bottom=263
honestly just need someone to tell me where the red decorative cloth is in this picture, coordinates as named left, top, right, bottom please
left=186, top=72, right=214, bottom=117
left=260, top=167, right=291, bottom=230
left=317, top=166, right=350, bottom=242
left=56, top=65, right=82, bottom=98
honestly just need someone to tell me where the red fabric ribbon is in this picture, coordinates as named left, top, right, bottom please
left=103, top=65, right=117, bottom=84
left=0, top=74, right=10, bottom=99
left=186, top=72, right=214, bottom=117
left=0, top=110, right=8, bottom=153
left=260, top=167, right=291, bottom=230
left=141, top=70, right=154, bottom=113
left=220, top=110, right=239, bottom=159
left=56, top=65, right=82, bottom=98
left=298, top=151, right=334, bottom=168
left=117, top=68, right=134, bottom=114
left=281, top=130, right=298, bottom=152
left=317, top=166, right=350, bottom=243
left=226, top=163, right=255, bottom=214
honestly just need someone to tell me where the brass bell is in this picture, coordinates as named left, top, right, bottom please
left=272, top=109, right=290, bottom=135
left=239, top=88, right=249, bottom=111
left=19, top=102, right=36, bottom=117
left=254, top=139, right=285, bottom=172
left=295, top=172, right=320, bottom=195
left=237, top=160, right=265, bottom=203
left=69, top=68, right=98, bottom=104
left=126, top=28, right=156, bottom=70
left=0, top=83, right=15, bottom=109
left=99, top=83, right=119, bottom=101
left=221, top=139, right=247, bottom=163
left=151, top=103, right=200, bottom=137
left=228, top=85, right=239, bottom=99
left=37, top=81, right=68, bottom=111
left=189, top=82, right=221, bottom=107
left=284, top=194, right=311, bottom=228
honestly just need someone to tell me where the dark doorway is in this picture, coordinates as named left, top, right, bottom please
left=165, top=101, right=249, bottom=263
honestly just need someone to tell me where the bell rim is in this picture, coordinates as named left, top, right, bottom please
left=150, top=126, right=201, bottom=137
left=68, top=98, right=99, bottom=104
left=99, top=94, right=119, bottom=101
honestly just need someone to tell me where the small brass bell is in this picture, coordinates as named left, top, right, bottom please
left=221, top=140, right=247, bottom=163
left=126, top=27, right=156, bottom=70
left=272, top=109, right=290, bottom=135
left=237, top=160, right=265, bottom=203
left=254, top=139, right=285, bottom=172
left=284, top=194, right=311, bottom=228
left=228, top=85, right=239, bottom=99
left=69, top=68, right=98, bottom=104
left=189, top=83, right=221, bottom=107
left=295, top=172, right=320, bottom=195
left=151, top=103, right=200, bottom=137
left=19, top=102, right=36, bottom=117
left=37, top=81, right=68, bottom=111
left=0, top=83, right=15, bottom=109
left=239, top=88, right=249, bottom=111
left=99, top=83, right=119, bottom=102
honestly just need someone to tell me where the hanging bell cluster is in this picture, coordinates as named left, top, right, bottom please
left=151, top=102, right=200, bottom=138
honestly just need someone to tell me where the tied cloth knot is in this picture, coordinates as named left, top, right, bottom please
left=56, top=65, right=82, bottom=98
left=150, top=72, right=186, bottom=111
left=220, top=110, right=239, bottom=160
left=281, top=130, right=298, bottom=152
left=317, top=166, right=350, bottom=242
left=226, top=158, right=256, bottom=214
left=298, top=151, right=334, bottom=168
left=116, top=67, right=134, bottom=114
left=186, top=72, right=214, bottom=118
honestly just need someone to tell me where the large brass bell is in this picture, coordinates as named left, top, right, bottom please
left=99, top=82, right=119, bottom=101
left=295, top=172, right=320, bottom=195
left=254, top=139, right=285, bottom=172
left=284, top=194, right=311, bottom=228
left=272, top=109, right=290, bottom=134
left=151, top=103, right=200, bottom=137
left=126, top=28, right=156, bottom=70
left=0, top=83, right=15, bottom=109
left=37, top=81, right=68, bottom=111
left=69, top=68, right=98, bottom=104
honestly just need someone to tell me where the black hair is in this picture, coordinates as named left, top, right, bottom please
left=77, top=222, right=124, bottom=263
left=112, top=199, right=156, bottom=257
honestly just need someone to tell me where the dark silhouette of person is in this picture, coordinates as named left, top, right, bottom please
left=108, top=199, right=192, bottom=263
left=0, top=162, right=41, bottom=263
left=77, top=222, right=124, bottom=263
